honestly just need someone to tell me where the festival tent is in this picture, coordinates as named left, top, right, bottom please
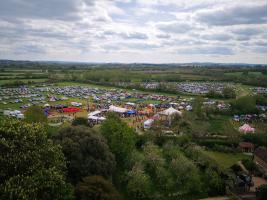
left=88, top=110, right=102, bottom=116
left=127, top=110, right=136, bottom=115
left=144, top=119, right=154, bottom=129
left=109, top=105, right=128, bottom=113
left=239, top=124, right=255, bottom=134
left=88, top=116, right=106, bottom=121
left=178, top=106, right=184, bottom=110
left=49, top=96, right=56, bottom=102
left=138, top=108, right=153, bottom=115
left=148, top=104, right=155, bottom=108
left=63, top=107, right=80, bottom=113
left=126, top=102, right=136, bottom=106
left=159, top=107, right=182, bottom=116
left=186, top=105, right=193, bottom=111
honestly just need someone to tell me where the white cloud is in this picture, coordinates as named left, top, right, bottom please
left=0, top=0, right=266, bottom=63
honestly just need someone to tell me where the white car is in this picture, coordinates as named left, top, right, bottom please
left=71, top=102, right=82, bottom=107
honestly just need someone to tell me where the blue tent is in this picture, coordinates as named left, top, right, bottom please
left=127, top=110, right=136, bottom=115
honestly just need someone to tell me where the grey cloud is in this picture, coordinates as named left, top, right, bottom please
left=197, top=4, right=267, bottom=26
left=254, top=41, right=267, bottom=46
left=235, top=35, right=252, bottom=41
left=15, top=44, right=46, bottom=55
left=120, top=32, right=148, bottom=40
left=201, top=33, right=232, bottom=41
left=0, top=20, right=72, bottom=42
left=231, top=27, right=262, bottom=36
left=178, top=46, right=234, bottom=55
left=0, top=0, right=96, bottom=21
left=156, top=33, right=171, bottom=39
left=157, top=22, right=193, bottom=34
left=125, top=42, right=161, bottom=50
left=253, top=46, right=267, bottom=53
left=98, top=31, right=148, bottom=40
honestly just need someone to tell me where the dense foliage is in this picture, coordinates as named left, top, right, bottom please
left=75, top=176, right=121, bottom=200
left=101, top=113, right=136, bottom=167
left=0, top=120, right=73, bottom=200
left=54, top=125, right=116, bottom=184
left=24, top=105, right=47, bottom=123
left=72, top=117, right=90, bottom=127
left=231, top=96, right=257, bottom=114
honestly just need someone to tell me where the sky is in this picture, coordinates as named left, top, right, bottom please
left=0, top=0, right=267, bottom=64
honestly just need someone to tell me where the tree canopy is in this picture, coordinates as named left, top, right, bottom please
left=231, top=96, right=257, bottom=114
left=54, top=125, right=116, bottom=184
left=75, top=176, right=121, bottom=200
left=101, top=113, right=136, bottom=167
left=0, top=119, right=73, bottom=200
left=24, top=105, right=47, bottom=123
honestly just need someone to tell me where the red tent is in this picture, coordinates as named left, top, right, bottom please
left=63, top=107, right=80, bottom=113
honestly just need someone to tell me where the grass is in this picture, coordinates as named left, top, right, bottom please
left=207, top=116, right=239, bottom=136
left=225, top=71, right=264, bottom=76
left=202, top=151, right=250, bottom=170
left=0, top=79, right=48, bottom=85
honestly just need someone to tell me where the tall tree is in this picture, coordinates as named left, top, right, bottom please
left=193, top=96, right=204, bottom=119
left=170, top=153, right=203, bottom=198
left=231, top=96, right=257, bottom=114
left=24, top=105, right=47, bottom=123
left=126, top=163, right=153, bottom=200
left=54, top=125, right=116, bottom=184
left=0, top=119, right=73, bottom=200
left=75, top=176, right=121, bottom=200
left=101, top=113, right=136, bottom=167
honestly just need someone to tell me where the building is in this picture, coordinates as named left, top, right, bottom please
left=239, top=142, right=254, bottom=153
left=254, top=147, right=267, bottom=170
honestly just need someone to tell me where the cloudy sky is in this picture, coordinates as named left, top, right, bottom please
left=0, top=0, right=267, bottom=63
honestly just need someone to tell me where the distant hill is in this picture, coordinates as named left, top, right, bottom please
left=0, top=59, right=267, bottom=69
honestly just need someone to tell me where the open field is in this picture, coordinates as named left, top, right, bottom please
left=202, top=151, right=250, bottom=170
left=0, top=78, right=48, bottom=85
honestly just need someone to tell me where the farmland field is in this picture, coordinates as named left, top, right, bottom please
left=202, top=151, right=250, bottom=170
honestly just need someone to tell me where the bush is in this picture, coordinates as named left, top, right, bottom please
left=24, top=105, right=47, bottom=123
left=230, top=96, right=257, bottom=114
left=72, top=117, right=89, bottom=126
left=223, top=87, right=236, bottom=99
left=0, top=119, right=73, bottom=200
left=242, top=159, right=257, bottom=172
left=54, top=125, right=116, bottom=184
left=256, top=184, right=267, bottom=200
left=75, top=176, right=121, bottom=200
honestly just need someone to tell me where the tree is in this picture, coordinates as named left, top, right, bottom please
left=126, top=163, right=153, bottom=200
left=193, top=96, right=204, bottom=119
left=101, top=113, right=136, bottom=167
left=170, top=153, right=203, bottom=198
left=24, top=105, right=47, bottom=123
left=223, top=87, right=236, bottom=99
left=255, top=94, right=267, bottom=106
left=75, top=176, right=121, bottom=200
left=231, top=96, right=257, bottom=114
left=0, top=119, right=73, bottom=200
left=203, top=168, right=225, bottom=196
left=72, top=117, right=89, bottom=127
left=256, top=184, right=267, bottom=200
left=207, top=90, right=223, bottom=99
left=54, top=125, right=116, bottom=184
left=143, top=143, right=165, bottom=175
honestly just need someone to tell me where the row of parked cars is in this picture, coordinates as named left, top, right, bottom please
left=2, top=110, right=24, bottom=119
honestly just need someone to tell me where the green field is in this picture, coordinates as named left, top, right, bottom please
left=202, top=151, right=250, bottom=169
left=0, top=78, right=48, bottom=85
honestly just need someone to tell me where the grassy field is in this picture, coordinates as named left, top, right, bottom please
left=202, top=151, right=250, bottom=169
left=0, top=78, right=48, bottom=85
